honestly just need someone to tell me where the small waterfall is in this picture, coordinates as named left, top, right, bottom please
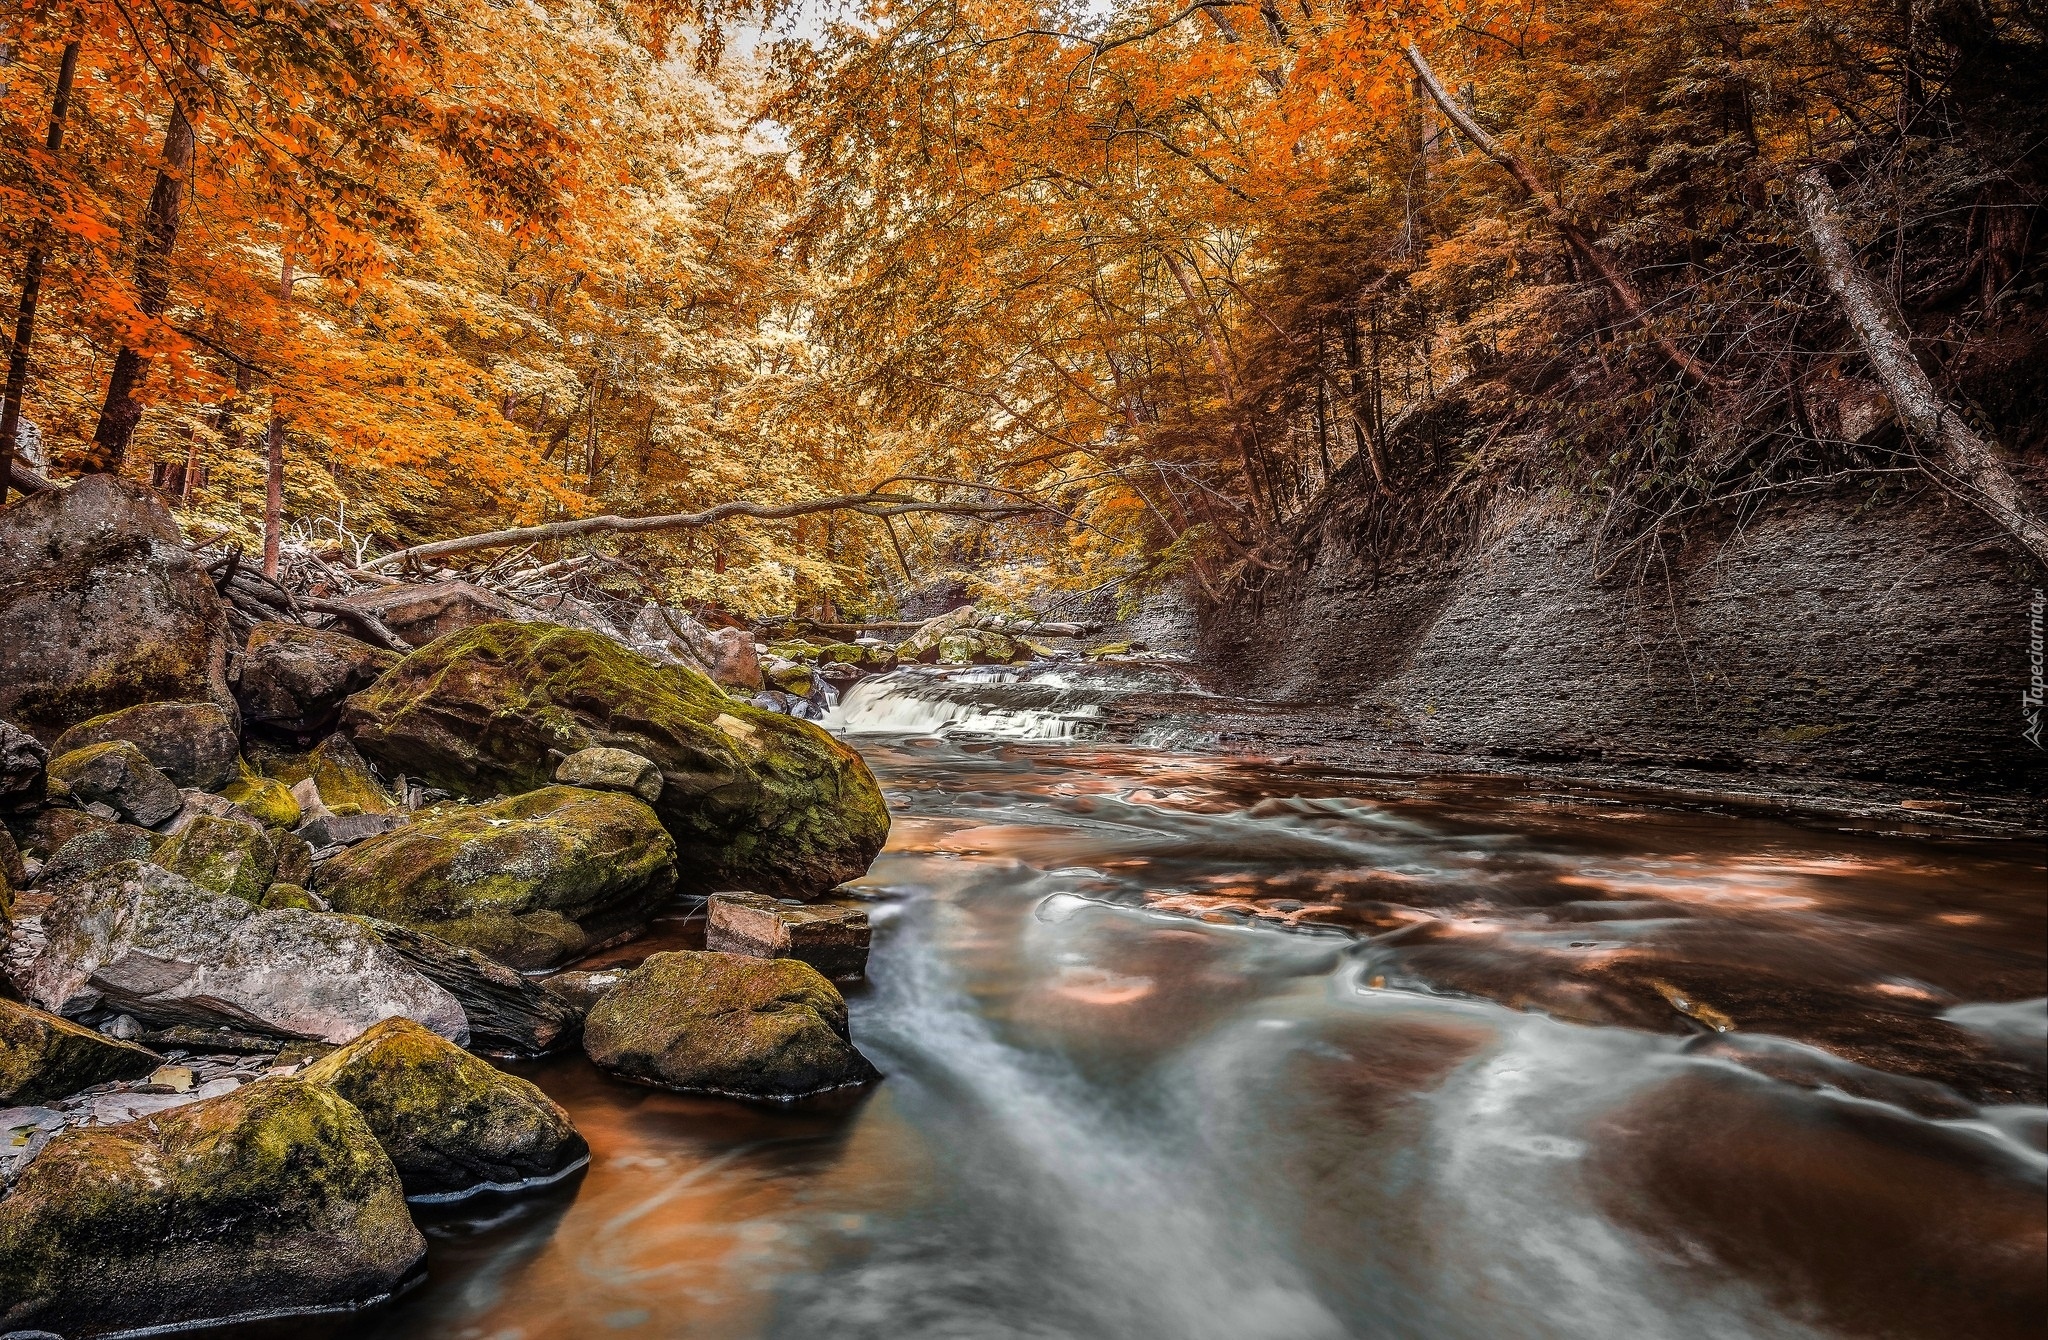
left=823, top=663, right=1196, bottom=741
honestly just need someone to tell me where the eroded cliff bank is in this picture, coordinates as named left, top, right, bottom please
left=1196, top=477, right=2046, bottom=813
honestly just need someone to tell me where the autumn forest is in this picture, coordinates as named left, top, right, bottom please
left=2, top=0, right=2044, bottom=615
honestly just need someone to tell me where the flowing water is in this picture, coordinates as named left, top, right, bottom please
left=319, top=669, right=2044, bottom=1340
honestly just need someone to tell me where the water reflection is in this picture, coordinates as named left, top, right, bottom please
left=324, top=737, right=2044, bottom=1340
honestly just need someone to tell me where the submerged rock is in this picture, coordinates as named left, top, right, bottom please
left=50, top=700, right=240, bottom=792
left=555, top=745, right=664, bottom=803
left=45, top=741, right=183, bottom=828
left=582, top=950, right=879, bottom=1100
left=319, top=786, right=678, bottom=971
left=23, top=860, right=468, bottom=1044
left=707, top=892, right=870, bottom=981
left=238, top=621, right=402, bottom=737
left=344, top=622, right=889, bottom=898
left=0, top=1077, right=424, bottom=1337
left=0, top=997, right=162, bottom=1105
left=0, top=473, right=238, bottom=743
left=301, top=1017, right=588, bottom=1200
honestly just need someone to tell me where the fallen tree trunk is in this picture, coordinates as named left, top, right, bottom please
left=1404, top=45, right=1716, bottom=389
left=1796, top=168, right=2048, bottom=567
left=363, top=491, right=1040, bottom=572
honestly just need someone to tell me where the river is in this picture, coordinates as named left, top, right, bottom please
left=313, top=668, right=2045, bottom=1340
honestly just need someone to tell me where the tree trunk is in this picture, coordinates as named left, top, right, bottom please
left=263, top=250, right=292, bottom=579
left=1404, top=45, right=1715, bottom=389
left=88, top=96, right=196, bottom=471
left=0, top=40, right=81, bottom=505
left=1795, top=168, right=2048, bottom=565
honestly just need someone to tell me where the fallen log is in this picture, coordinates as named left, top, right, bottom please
left=1796, top=168, right=2048, bottom=566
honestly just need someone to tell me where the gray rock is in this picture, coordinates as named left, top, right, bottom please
left=361, top=918, right=583, bottom=1055
left=0, top=718, right=46, bottom=810
left=51, top=700, right=240, bottom=791
left=22, top=860, right=468, bottom=1045
left=0, top=1077, right=425, bottom=1337
left=237, top=622, right=401, bottom=736
left=295, top=811, right=407, bottom=852
left=0, top=473, right=237, bottom=742
left=160, top=787, right=268, bottom=836
left=554, top=746, right=664, bottom=802
left=627, top=604, right=763, bottom=690
left=582, top=951, right=880, bottom=1100
left=45, top=741, right=182, bottom=828
left=31, top=823, right=155, bottom=891
left=707, top=892, right=870, bottom=981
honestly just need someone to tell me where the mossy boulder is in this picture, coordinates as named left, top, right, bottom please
left=0, top=473, right=238, bottom=744
left=318, top=786, right=678, bottom=971
left=154, top=814, right=280, bottom=902
left=301, top=1017, right=588, bottom=1199
left=46, top=740, right=183, bottom=827
left=51, top=700, right=240, bottom=791
left=342, top=622, right=889, bottom=898
left=223, top=774, right=302, bottom=827
left=253, top=733, right=398, bottom=816
left=762, top=657, right=816, bottom=696
left=0, top=1077, right=424, bottom=1337
left=582, top=950, right=880, bottom=1100
left=0, top=997, right=162, bottom=1105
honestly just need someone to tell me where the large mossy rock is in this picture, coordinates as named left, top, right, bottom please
left=0, top=997, right=162, bottom=1105
left=0, top=1077, right=424, bottom=1337
left=319, top=786, right=678, bottom=971
left=154, top=814, right=279, bottom=902
left=46, top=740, right=183, bottom=827
left=301, top=1017, right=588, bottom=1200
left=343, top=623, right=889, bottom=897
left=23, top=860, right=468, bottom=1044
left=238, top=621, right=402, bottom=737
left=582, top=950, right=880, bottom=1100
left=51, top=700, right=240, bottom=791
left=0, top=473, right=237, bottom=743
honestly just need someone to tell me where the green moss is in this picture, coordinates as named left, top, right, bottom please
left=299, top=1017, right=586, bottom=1197
left=259, top=881, right=319, bottom=911
left=223, top=776, right=302, bottom=828
left=1765, top=724, right=1843, bottom=744
left=0, top=999, right=163, bottom=1105
left=342, top=622, right=889, bottom=898
left=318, top=784, right=678, bottom=970
left=0, top=1077, right=423, bottom=1335
left=155, top=816, right=279, bottom=903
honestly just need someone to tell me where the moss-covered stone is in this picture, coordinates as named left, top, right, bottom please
left=763, top=658, right=816, bottom=696
left=582, top=950, right=880, bottom=1100
left=0, top=1077, right=424, bottom=1337
left=342, top=622, right=889, bottom=898
left=51, top=700, right=240, bottom=791
left=154, top=815, right=280, bottom=902
left=253, top=733, right=398, bottom=815
left=318, top=785, right=678, bottom=971
left=223, top=774, right=302, bottom=827
left=46, top=740, right=183, bottom=827
left=261, top=881, right=320, bottom=911
left=238, top=621, right=402, bottom=737
left=301, top=1017, right=588, bottom=1199
left=0, top=998, right=162, bottom=1105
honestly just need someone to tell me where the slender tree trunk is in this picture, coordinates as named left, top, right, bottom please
left=1, top=40, right=81, bottom=504
left=1796, top=168, right=2048, bottom=565
left=1404, top=45, right=1715, bottom=388
left=263, top=249, right=292, bottom=579
left=89, top=96, right=196, bottom=471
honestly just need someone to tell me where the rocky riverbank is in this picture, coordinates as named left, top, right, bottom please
left=0, top=476, right=898, bottom=1336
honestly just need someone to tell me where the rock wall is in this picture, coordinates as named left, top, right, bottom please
left=1204, top=485, right=2047, bottom=795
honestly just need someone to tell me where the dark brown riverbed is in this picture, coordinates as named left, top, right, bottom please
left=308, top=724, right=2043, bottom=1340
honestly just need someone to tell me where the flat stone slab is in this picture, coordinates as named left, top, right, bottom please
left=705, top=892, right=869, bottom=981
